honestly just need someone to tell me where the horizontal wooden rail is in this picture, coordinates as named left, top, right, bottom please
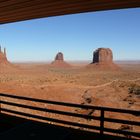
left=0, top=93, right=140, bottom=115
left=1, top=108, right=101, bottom=131
left=0, top=100, right=100, bottom=120
left=1, top=108, right=140, bottom=138
left=1, top=100, right=140, bottom=126
left=0, top=93, right=140, bottom=138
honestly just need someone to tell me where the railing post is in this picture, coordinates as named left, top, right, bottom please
left=100, top=109, right=104, bottom=135
left=0, top=94, right=1, bottom=114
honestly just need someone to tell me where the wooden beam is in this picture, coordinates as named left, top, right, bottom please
left=0, top=0, right=140, bottom=24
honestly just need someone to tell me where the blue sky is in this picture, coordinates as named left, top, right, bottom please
left=0, top=8, right=140, bottom=62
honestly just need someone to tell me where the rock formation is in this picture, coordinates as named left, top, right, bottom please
left=0, top=46, right=9, bottom=64
left=55, top=52, right=64, bottom=61
left=87, top=48, right=120, bottom=70
left=51, top=52, right=71, bottom=68
left=0, top=46, right=18, bottom=72
left=93, top=48, right=113, bottom=63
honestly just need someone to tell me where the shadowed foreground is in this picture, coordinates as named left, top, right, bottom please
left=0, top=93, right=140, bottom=140
left=0, top=114, right=136, bottom=140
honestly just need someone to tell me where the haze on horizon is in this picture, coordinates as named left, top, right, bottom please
left=0, top=8, right=140, bottom=62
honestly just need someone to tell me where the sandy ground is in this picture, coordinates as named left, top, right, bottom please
left=0, top=61, right=140, bottom=135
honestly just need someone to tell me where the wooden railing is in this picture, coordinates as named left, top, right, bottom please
left=0, top=93, right=140, bottom=138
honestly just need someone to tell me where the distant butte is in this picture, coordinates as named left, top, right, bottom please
left=93, top=48, right=113, bottom=63
left=0, top=46, right=18, bottom=72
left=51, top=52, right=71, bottom=68
left=87, top=48, right=120, bottom=70
left=55, top=52, right=64, bottom=61
left=0, top=46, right=9, bottom=64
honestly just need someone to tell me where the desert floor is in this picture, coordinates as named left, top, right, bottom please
left=0, top=61, right=140, bottom=134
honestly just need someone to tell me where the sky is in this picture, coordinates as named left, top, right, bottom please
left=0, top=8, right=140, bottom=62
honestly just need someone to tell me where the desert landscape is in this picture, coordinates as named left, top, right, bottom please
left=0, top=47, right=140, bottom=136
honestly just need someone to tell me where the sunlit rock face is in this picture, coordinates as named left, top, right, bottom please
left=0, top=47, right=8, bottom=64
left=0, top=46, right=19, bottom=73
left=87, top=48, right=120, bottom=70
left=92, top=48, right=113, bottom=64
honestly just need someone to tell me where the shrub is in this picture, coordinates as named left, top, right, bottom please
left=128, top=84, right=140, bottom=95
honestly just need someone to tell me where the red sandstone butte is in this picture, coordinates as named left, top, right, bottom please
left=87, top=48, right=120, bottom=70
left=0, top=46, right=18, bottom=72
left=51, top=52, right=71, bottom=68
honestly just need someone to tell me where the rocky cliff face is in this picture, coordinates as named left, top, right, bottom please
left=93, top=48, right=113, bottom=64
left=0, top=47, right=9, bottom=64
left=0, top=47, right=18, bottom=73
left=87, top=48, right=120, bottom=70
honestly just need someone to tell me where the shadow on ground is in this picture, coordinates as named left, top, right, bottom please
left=0, top=113, right=136, bottom=140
